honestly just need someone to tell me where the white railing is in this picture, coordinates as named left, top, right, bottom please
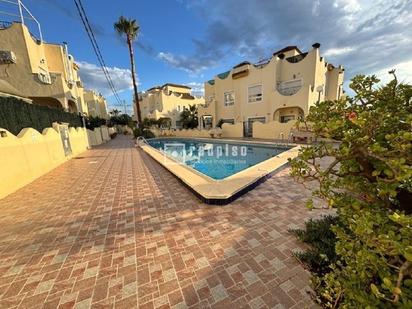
left=136, top=136, right=149, bottom=147
left=0, top=0, right=43, bottom=41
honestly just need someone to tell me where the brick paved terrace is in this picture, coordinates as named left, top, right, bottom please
left=0, top=135, right=330, bottom=308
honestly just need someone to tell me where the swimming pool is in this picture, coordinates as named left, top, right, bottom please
left=147, top=138, right=292, bottom=180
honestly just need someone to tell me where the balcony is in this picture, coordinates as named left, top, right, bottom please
left=277, top=79, right=303, bottom=96
left=232, top=61, right=250, bottom=79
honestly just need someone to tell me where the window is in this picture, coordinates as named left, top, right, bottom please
left=224, top=91, right=235, bottom=106
left=202, top=116, right=213, bottom=129
left=177, top=105, right=181, bottom=111
left=280, top=115, right=295, bottom=123
left=248, top=85, right=262, bottom=103
left=222, top=119, right=234, bottom=124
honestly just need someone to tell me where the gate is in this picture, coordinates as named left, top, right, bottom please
left=58, top=124, right=72, bottom=156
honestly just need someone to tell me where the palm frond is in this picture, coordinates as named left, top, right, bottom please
left=114, top=16, right=140, bottom=39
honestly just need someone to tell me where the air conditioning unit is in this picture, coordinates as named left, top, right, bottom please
left=0, top=50, right=16, bottom=64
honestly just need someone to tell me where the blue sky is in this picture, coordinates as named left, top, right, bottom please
left=3, top=0, right=412, bottom=111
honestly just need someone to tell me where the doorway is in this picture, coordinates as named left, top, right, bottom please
left=244, top=117, right=265, bottom=137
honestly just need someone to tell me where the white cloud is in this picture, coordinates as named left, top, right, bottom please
left=372, top=60, right=412, bottom=85
left=312, top=0, right=321, bottom=15
left=157, top=52, right=215, bottom=75
left=333, top=0, right=361, bottom=13
left=323, top=47, right=355, bottom=57
left=186, top=82, right=205, bottom=96
left=162, top=0, right=412, bottom=81
left=78, top=61, right=134, bottom=96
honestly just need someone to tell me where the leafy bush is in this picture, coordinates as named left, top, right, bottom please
left=290, top=215, right=340, bottom=275
left=142, top=117, right=159, bottom=127
left=0, top=96, right=82, bottom=135
left=85, top=116, right=106, bottom=130
left=157, top=117, right=171, bottom=129
left=290, top=74, right=412, bottom=307
left=133, top=128, right=155, bottom=139
left=108, top=113, right=134, bottom=127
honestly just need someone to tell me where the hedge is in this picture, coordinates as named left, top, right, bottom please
left=0, top=96, right=83, bottom=135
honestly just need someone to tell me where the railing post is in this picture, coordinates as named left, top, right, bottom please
left=17, top=0, right=24, bottom=25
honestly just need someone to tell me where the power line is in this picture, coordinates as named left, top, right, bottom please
left=74, top=0, right=120, bottom=104
left=73, top=0, right=122, bottom=105
left=75, top=0, right=118, bottom=98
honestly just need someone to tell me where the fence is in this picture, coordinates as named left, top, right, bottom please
left=87, top=126, right=111, bottom=146
left=221, top=122, right=243, bottom=138
left=0, top=126, right=88, bottom=199
left=0, top=124, right=114, bottom=200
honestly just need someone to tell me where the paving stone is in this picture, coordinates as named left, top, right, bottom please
left=0, top=135, right=331, bottom=308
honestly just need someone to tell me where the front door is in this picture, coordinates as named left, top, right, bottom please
left=244, top=117, right=265, bottom=137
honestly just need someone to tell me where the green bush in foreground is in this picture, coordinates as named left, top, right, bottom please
left=290, top=73, right=412, bottom=308
left=290, top=215, right=339, bottom=275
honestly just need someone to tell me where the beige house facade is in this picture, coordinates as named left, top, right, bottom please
left=198, top=44, right=344, bottom=137
left=84, top=90, right=109, bottom=119
left=0, top=22, right=89, bottom=114
left=135, top=83, right=204, bottom=128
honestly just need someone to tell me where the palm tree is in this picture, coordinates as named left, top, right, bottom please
left=110, top=109, right=121, bottom=117
left=114, top=16, right=142, bottom=124
left=179, top=104, right=198, bottom=129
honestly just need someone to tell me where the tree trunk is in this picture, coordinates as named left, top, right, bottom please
left=127, top=35, right=142, bottom=124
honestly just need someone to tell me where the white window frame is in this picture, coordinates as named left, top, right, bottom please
left=247, top=84, right=263, bottom=103
left=223, top=91, right=235, bottom=107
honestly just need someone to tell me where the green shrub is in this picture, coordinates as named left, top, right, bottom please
left=133, top=128, right=155, bottom=139
left=290, top=215, right=339, bottom=275
left=289, top=73, right=412, bottom=307
left=0, top=96, right=82, bottom=135
left=85, top=116, right=106, bottom=130
left=157, top=117, right=172, bottom=129
left=108, top=113, right=134, bottom=128
left=142, top=117, right=158, bottom=127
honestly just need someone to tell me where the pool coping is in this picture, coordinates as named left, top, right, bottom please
left=139, top=137, right=301, bottom=205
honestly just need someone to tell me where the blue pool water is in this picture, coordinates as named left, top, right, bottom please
left=147, top=138, right=291, bottom=180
